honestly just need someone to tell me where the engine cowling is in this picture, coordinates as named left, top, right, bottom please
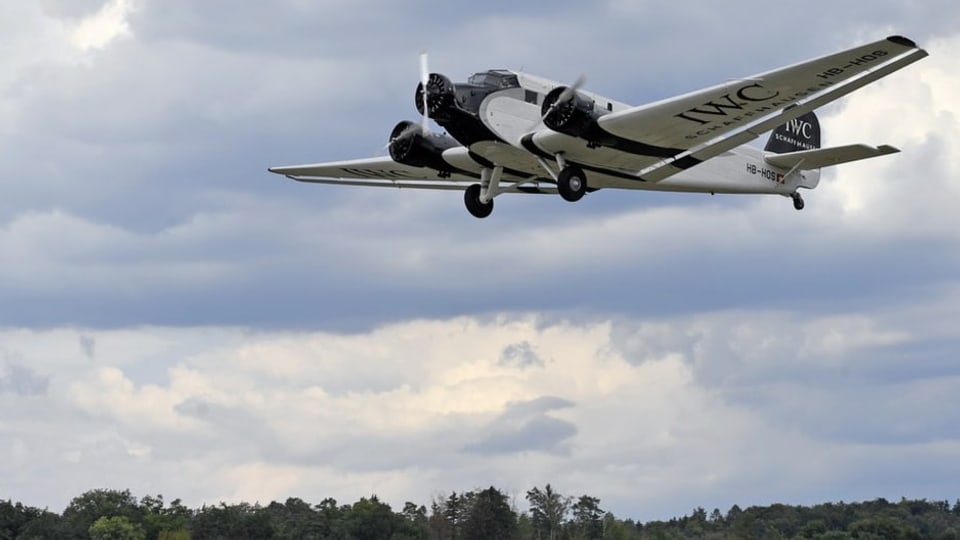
left=541, top=86, right=607, bottom=142
left=415, top=73, right=457, bottom=121
left=388, top=120, right=459, bottom=174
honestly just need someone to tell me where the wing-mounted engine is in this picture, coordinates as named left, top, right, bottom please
left=388, top=120, right=460, bottom=176
left=541, top=86, right=609, bottom=146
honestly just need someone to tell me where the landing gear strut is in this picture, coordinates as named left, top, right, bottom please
left=791, top=192, right=805, bottom=211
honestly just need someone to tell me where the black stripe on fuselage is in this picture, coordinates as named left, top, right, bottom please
left=591, top=128, right=687, bottom=159
left=520, top=134, right=703, bottom=183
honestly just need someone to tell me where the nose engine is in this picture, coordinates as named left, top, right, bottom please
left=415, top=73, right=456, bottom=121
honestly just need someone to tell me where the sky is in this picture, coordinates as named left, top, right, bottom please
left=1, top=0, right=959, bottom=522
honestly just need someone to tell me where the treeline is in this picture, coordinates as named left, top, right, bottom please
left=3, top=485, right=960, bottom=539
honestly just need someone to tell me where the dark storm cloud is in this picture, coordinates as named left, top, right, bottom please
left=464, top=396, right=576, bottom=455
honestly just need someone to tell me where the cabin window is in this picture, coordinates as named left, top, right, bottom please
left=525, top=90, right=538, bottom=104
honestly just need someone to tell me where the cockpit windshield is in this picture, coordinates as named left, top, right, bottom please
left=466, top=70, right=520, bottom=88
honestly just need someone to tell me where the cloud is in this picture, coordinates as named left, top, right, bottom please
left=0, top=362, right=50, bottom=396
left=464, top=396, right=577, bottom=455
left=70, top=0, right=134, bottom=51
left=499, top=341, right=546, bottom=369
left=79, top=335, right=97, bottom=359
left=2, top=301, right=958, bottom=517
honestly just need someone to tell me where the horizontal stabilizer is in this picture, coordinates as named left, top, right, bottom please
left=764, top=144, right=900, bottom=170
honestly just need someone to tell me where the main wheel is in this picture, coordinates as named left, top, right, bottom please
left=464, top=183, right=493, bottom=218
left=792, top=193, right=805, bottom=211
left=557, top=165, right=587, bottom=202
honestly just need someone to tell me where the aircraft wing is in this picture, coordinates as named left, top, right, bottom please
left=528, top=36, right=927, bottom=183
left=269, top=156, right=557, bottom=193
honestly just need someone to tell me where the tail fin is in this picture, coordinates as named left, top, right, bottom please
left=765, top=111, right=821, bottom=154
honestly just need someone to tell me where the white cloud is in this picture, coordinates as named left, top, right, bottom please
left=2, top=300, right=958, bottom=517
left=818, top=34, right=960, bottom=235
left=70, top=0, right=134, bottom=51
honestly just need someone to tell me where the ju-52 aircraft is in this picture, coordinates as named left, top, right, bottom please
left=269, top=36, right=927, bottom=218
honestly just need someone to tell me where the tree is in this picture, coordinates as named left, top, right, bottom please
left=61, top=489, right=144, bottom=540
left=341, top=496, right=400, bottom=540
left=88, top=516, right=146, bottom=540
left=1, top=500, right=37, bottom=539
left=525, top=485, right=570, bottom=540
left=848, top=516, right=921, bottom=539
left=726, top=504, right=743, bottom=524
left=139, top=494, right=192, bottom=539
left=462, top=487, right=517, bottom=540
left=430, top=491, right=472, bottom=540
left=190, top=502, right=273, bottom=540
left=14, top=510, right=64, bottom=540
left=397, top=501, right=430, bottom=540
left=570, top=495, right=604, bottom=539
left=265, top=496, right=336, bottom=539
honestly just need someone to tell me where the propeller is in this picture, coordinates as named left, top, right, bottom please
left=377, top=52, right=435, bottom=156
left=540, top=74, right=586, bottom=125
left=419, top=50, right=430, bottom=135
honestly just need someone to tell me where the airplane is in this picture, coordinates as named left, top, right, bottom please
left=269, top=36, right=928, bottom=218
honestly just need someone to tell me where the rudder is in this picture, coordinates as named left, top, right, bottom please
left=765, top=111, right=820, bottom=154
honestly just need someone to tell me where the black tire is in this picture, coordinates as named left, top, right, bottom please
left=464, top=184, right=493, bottom=218
left=557, top=165, right=587, bottom=202
left=792, top=193, right=805, bottom=211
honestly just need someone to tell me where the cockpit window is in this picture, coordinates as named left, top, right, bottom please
left=467, top=70, right=520, bottom=88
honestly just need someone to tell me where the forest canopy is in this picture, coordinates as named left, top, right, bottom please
left=2, top=487, right=959, bottom=539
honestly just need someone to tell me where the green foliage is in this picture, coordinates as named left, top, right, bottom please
left=3, top=488, right=960, bottom=540
left=341, top=496, right=403, bottom=540
left=61, top=489, right=144, bottom=540
left=0, top=500, right=61, bottom=540
left=88, top=516, right=146, bottom=540
left=525, top=484, right=570, bottom=540
left=462, top=487, right=517, bottom=540
left=190, top=502, right=272, bottom=540
left=569, top=495, right=604, bottom=539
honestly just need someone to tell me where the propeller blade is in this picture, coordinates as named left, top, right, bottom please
left=541, top=74, right=586, bottom=122
left=555, top=74, right=586, bottom=105
left=393, top=122, right=420, bottom=143
left=531, top=74, right=587, bottom=131
left=419, top=51, right=430, bottom=135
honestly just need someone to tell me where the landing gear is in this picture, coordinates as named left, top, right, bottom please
left=791, top=192, right=805, bottom=211
left=557, top=164, right=587, bottom=202
left=465, top=184, right=493, bottom=218
left=463, top=166, right=503, bottom=218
